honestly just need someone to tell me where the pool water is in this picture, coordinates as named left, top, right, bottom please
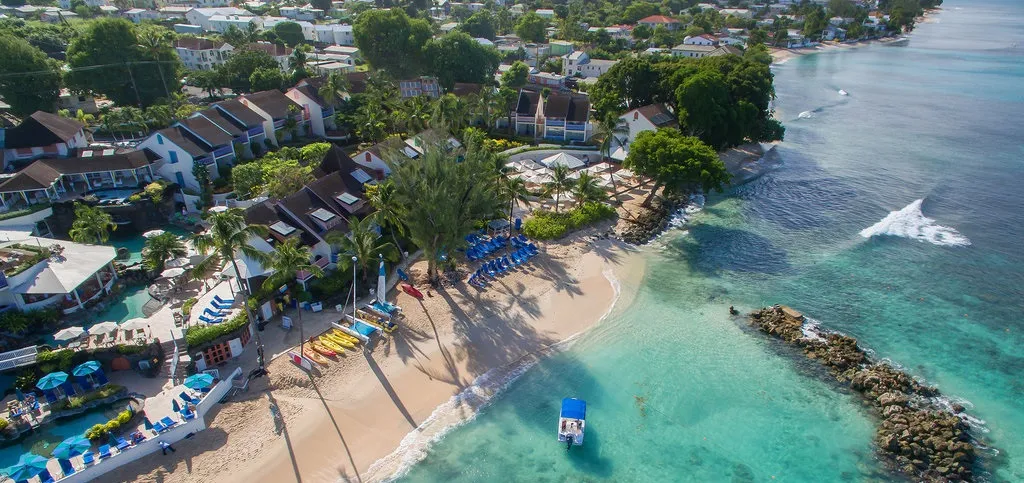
left=110, top=226, right=192, bottom=265
left=93, top=285, right=151, bottom=324
left=0, top=402, right=128, bottom=466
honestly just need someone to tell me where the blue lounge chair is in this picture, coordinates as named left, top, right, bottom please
left=485, top=262, right=496, bottom=277
left=160, top=416, right=177, bottom=429
left=59, top=458, right=76, bottom=477
left=81, top=452, right=95, bottom=466
left=180, top=391, right=200, bottom=405
left=180, top=408, right=195, bottom=420
left=116, top=436, right=130, bottom=451
left=96, top=372, right=109, bottom=385
left=198, top=314, right=224, bottom=324
left=152, top=420, right=166, bottom=432
left=80, top=379, right=93, bottom=392
left=502, top=256, right=513, bottom=268
left=44, top=391, right=57, bottom=405
left=98, top=445, right=112, bottom=459
left=213, top=295, right=235, bottom=305
left=203, top=307, right=228, bottom=317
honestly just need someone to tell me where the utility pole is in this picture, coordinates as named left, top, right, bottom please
left=126, top=62, right=142, bottom=108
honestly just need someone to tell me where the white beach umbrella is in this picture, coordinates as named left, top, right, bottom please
left=160, top=267, right=186, bottom=278
left=583, top=162, right=612, bottom=175
left=616, top=168, right=636, bottom=178
left=165, top=257, right=191, bottom=268
left=53, top=327, right=87, bottom=341
left=208, top=205, right=229, bottom=213
left=119, top=318, right=148, bottom=331
left=521, top=159, right=544, bottom=170
left=89, top=321, right=119, bottom=334
left=141, top=229, right=165, bottom=238
left=540, top=152, right=585, bottom=169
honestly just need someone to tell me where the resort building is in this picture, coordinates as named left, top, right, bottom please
left=314, top=23, right=355, bottom=46
left=398, top=76, right=442, bottom=99
left=286, top=79, right=341, bottom=138
left=562, top=51, right=619, bottom=78
left=184, top=7, right=252, bottom=31
left=210, top=99, right=270, bottom=149
left=613, top=103, right=678, bottom=161
left=0, top=236, right=118, bottom=314
left=0, top=149, right=158, bottom=212
left=512, top=89, right=591, bottom=142
left=0, top=112, right=89, bottom=170
left=208, top=14, right=261, bottom=33
left=243, top=42, right=294, bottom=72
left=137, top=113, right=240, bottom=193
left=174, top=38, right=234, bottom=71
left=239, top=90, right=307, bottom=144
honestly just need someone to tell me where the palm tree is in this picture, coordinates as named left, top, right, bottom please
left=189, top=209, right=269, bottom=296
left=327, top=217, right=398, bottom=284
left=68, top=203, right=116, bottom=244
left=477, top=88, right=505, bottom=131
left=143, top=232, right=187, bottom=272
left=354, top=103, right=390, bottom=143
left=544, top=165, right=574, bottom=213
left=596, top=114, right=627, bottom=162
left=319, top=72, right=348, bottom=107
left=136, top=27, right=173, bottom=99
left=261, top=238, right=323, bottom=354
left=366, top=180, right=406, bottom=260
left=571, top=172, right=606, bottom=204
left=403, top=95, right=433, bottom=133
left=498, top=174, right=530, bottom=237
left=431, top=94, right=466, bottom=133
left=289, top=45, right=310, bottom=76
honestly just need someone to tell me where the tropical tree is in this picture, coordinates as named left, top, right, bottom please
left=68, top=203, right=116, bottom=244
left=135, top=25, right=175, bottom=100
left=497, top=174, right=530, bottom=239
left=571, top=172, right=606, bottom=204
left=365, top=180, right=407, bottom=260
left=0, top=34, right=61, bottom=117
left=354, top=102, right=391, bottom=143
left=327, top=217, right=398, bottom=285
left=189, top=208, right=269, bottom=295
left=386, top=141, right=500, bottom=283
left=402, top=95, right=434, bottom=133
left=544, top=165, right=575, bottom=213
left=625, top=128, right=730, bottom=206
left=596, top=114, right=628, bottom=162
left=142, top=232, right=187, bottom=272
left=318, top=72, right=348, bottom=107
left=431, top=94, right=467, bottom=133
left=261, top=238, right=323, bottom=354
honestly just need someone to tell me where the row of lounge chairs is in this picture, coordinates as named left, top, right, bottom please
left=197, top=295, right=234, bottom=324
left=465, top=235, right=512, bottom=261
left=468, top=243, right=540, bottom=288
left=70, top=432, right=145, bottom=476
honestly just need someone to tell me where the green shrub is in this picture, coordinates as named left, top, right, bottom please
left=0, top=418, right=8, bottom=431
left=60, top=384, right=125, bottom=411
left=522, top=202, right=617, bottom=240
left=85, top=423, right=106, bottom=440
left=115, top=344, right=145, bottom=355
left=143, top=181, right=166, bottom=204
left=0, top=308, right=59, bottom=333
left=308, top=270, right=350, bottom=301
left=185, top=312, right=249, bottom=349
left=115, top=410, right=132, bottom=425
left=181, top=297, right=197, bottom=319
left=36, top=348, right=74, bottom=371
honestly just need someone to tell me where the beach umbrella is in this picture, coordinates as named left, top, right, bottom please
left=52, top=436, right=90, bottom=459
left=35, top=372, right=68, bottom=391
left=165, top=257, right=191, bottom=268
left=160, top=267, right=185, bottom=278
left=3, top=453, right=48, bottom=481
left=208, top=205, right=229, bottom=213
left=71, top=361, right=101, bottom=377
left=143, top=417, right=153, bottom=430
left=142, top=229, right=165, bottom=238
left=376, top=255, right=386, bottom=303
left=171, top=399, right=180, bottom=413
left=120, top=318, right=148, bottom=331
left=53, top=326, right=86, bottom=341
left=183, top=373, right=214, bottom=390
left=89, top=321, right=118, bottom=335
left=616, top=168, right=635, bottom=178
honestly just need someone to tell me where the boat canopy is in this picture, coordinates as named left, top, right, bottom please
left=560, top=398, right=586, bottom=420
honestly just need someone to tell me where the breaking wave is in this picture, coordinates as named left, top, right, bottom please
left=859, top=199, right=971, bottom=247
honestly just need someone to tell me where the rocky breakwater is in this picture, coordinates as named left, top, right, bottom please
left=750, top=305, right=981, bottom=481
left=615, top=195, right=683, bottom=245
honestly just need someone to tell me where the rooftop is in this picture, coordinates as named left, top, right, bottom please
left=4, top=237, right=117, bottom=294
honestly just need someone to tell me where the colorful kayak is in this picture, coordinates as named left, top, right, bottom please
left=330, top=329, right=360, bottom=345
left=401, top=284, right=424, bottom=299
left=325, top=333, right=355, bottom=348
left=308, top=338, right=336, bottom=357
left=318, top=337, right=347, bottom=353
left=303, top=347, right=329, bottom=365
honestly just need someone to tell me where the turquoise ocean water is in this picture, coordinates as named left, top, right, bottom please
left=399, top=1, right=1024, bottom=481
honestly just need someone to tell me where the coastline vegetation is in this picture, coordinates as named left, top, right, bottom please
left=523, top=202, right=617, bottom=240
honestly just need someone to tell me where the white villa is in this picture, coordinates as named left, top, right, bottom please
left=0, top=236, right=118, bottom=314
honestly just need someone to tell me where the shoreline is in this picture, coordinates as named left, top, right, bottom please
left=106, top=228, right=643, bottom=483
left=770, top=9, right=941, bottom=65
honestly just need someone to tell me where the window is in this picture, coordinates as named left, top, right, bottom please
left=175, top=172, right=185, bottom=186
left=169, top=151, right=178, bottom=164
left=156, top=134, right=163, bottom=145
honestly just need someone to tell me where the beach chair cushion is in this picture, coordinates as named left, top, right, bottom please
left=203, top=307, right=228, bottom=317
left=214, top=295, right=235, bottom=304
left=160, top=416, right=177, bottom=428
left=181, top=408, right=195, bottom=420
left=152, top=421, right=166, bottom=432
left=98, top=445, right=111, bottom=459
left=198, top=314, right=224, bottom=324
left=116, top=437, right=130, bottom=450
left=81, top=452, right=94, bottom=465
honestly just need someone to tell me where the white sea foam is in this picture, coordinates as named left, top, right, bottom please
left=859, top=199, right=971, bottom=247
left=361, top=268, right=623, bottom=482
left=798, top=110, right=814, bottom=119
left=838, top=89, right=849, bottom=96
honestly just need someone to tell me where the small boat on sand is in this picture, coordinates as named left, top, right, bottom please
left=303, top=347, right=330, bottom=365
left=557, top=398, right=586, bottom=449
left=401, top=283, right=424, bottom=299
left=308, top=338, right=336, bottom=357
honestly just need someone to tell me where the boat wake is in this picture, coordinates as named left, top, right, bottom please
left=362, top=268, right=623, bottom=482
left=797, top=110, right=814, bottom=119
left=859, top=199, right=970, bottom=247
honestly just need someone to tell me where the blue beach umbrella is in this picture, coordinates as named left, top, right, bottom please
left=71, top=361, right=101, bottom=377
left=183, top=373, right=214, bottom=390
left=35, top=372, right=68, bottom=391
left=3, top=453, right=48, bottom=481
left=52, top=436, right=90, bottom=459
left=171, top=399, right=180, bottom=413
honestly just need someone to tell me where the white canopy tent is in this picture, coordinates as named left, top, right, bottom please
left=539, top=152, right=585, bottom=169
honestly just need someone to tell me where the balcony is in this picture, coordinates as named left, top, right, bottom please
left=566, top=123, right=586, bottom=131
left=212, top=145, right=234, bottom=158
left=322, top=106, right=335, bottom=118
left=546, top=120, right=565, bottom=127
left=273, top=119, right=287, bottom=129
left=195, top=156, right=215, bottom=166
left=247, top=126, right=264, bottom=137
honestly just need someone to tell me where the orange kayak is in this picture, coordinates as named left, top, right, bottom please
left=401, top=284, right=423, bottom=299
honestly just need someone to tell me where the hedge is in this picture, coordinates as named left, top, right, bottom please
left=60, top=384, right=125, bottom=411
left=185, top=312, right=248, bottom=349
left=0, top=418, right=8, bottom=431
left=181, top=297, right=197, bottom=319
left=85, top=408, right=133, bottom=440
left=522, top=202, right=617, bottom=240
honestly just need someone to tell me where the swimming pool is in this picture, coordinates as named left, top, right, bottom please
left=0, top=402, right=127, bottom=467
left=89, top=188, right=141, bottom=206
left=93, top=285, right=151, bottom=324
left=110, top=226, right=192, bottom=265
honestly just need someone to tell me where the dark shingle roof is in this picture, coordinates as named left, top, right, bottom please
left=213, top=99, right=265, bottom=129
left=242, top=90, right=301, bottom=119
left=634, top=103, right=677, bottom=127
left=0, top=150, right=154, bottom=193
left=543, top=93, right=590, bottom=122
left=306, top=172, right=367, bottom=215
left=196, top=109, right=243, bottom=136
left=3, top=111, right=84, bottom=149
left=244, top=42, right=292, bottom=57
left=154, top=127, right=209, bottom=157
left=175, top=38, right=227, bottom=50
left=515, top=90, right=540, bottom=116
left=450, top=83, right=483, bottom=97
left=177, top=116, right=233, bottom=147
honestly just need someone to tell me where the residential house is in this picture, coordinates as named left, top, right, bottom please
left=508, top=3, right=525, bottom=16
left=209, top=14, right=261, bottom=33
left=786, top=30, right=810, bottom=48
left=671, top=43, right=719, bottom=58
left=548, top=40, right=573, bottom=56
left=39, top=10, right=76, bottom=23
left=398, top=76, right=442, bottom=99
left=535, top=8, right=554, bottom=19
left=138, top=121, right=235, bottom=191
left=637, top=15, right=680, bottom=31
left=822, top=25, right=847, bottom=41
left=209, top=99, right=269, bottom=151
left=0, top=236, right=118, bottom=314
left=440, top=21, right=459, bottom=34
left=431, top=0, right=451, bottom=18
left=239, top=89, right=306, bottom=144
left=286, top=79, right=340, bottom=138
left=527, top=71, right=566, bottom=88
left=350, top=137, right=413, bottom=177
left=587, top=25, right=632, bottom=41
left=158, top=6, right=191, bottom=19
left=683, top=34, right=719, bottom=46
left=314, top=24, right=354, bottom=46
left=562, top=51, right=619, bottom=78
left=721, top=8, right=752, bottom=19
left=57, top=89, right=99, bottom=115
left=1, top=112, right=88, bottom=169
left=174, top=38, right=234, bottom=71
left=185, top=7, right=252, bottom=31
left=244, top=42, right=294, bottom=71
left=124, top=8, right=160, bottom=23
left=279, top=5, right=323, bottom=21
left=0, top=149, right=157, bottom=212
left=262, top=17, right=317, bottom=41
left=613, top=103, right=677, bottom=160
left=58, top=0, right=106, bottom=8
left=322, top=45, right=360, bottom=61
left=512, top=89, right=591, bottom=142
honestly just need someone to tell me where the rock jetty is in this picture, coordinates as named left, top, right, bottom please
left=750, top=305, right=979, bottom=482
left=615, top=195, right=683, bottom=245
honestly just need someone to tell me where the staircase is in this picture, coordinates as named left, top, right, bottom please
left=159, top=327, right=191, bottom=385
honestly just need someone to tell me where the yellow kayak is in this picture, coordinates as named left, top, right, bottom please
left=356, top=309, right=385, bottom=323
left=318, top=337, right=348, bottom=353
left=303, top=347, right=330, bottom=365
left=331, top=329, right=360, bottom=345
left=324, top=332, right=356, bottom=348
left=309, top=339, right=337, bottom=357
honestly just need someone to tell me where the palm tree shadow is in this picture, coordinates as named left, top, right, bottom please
left=362, top=349, right=418, bottom=429
left=306, top=375, right=364, bottom=483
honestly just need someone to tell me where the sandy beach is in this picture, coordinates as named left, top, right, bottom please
left=770, top=37, right=908, bottom=65
left=103, top=217, right=642, bottom=483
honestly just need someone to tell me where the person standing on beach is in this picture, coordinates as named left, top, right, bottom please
left=160, top=441, right=176, bottom=455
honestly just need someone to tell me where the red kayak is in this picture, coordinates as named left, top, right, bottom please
left=401, top=283, right=424, bottom=300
